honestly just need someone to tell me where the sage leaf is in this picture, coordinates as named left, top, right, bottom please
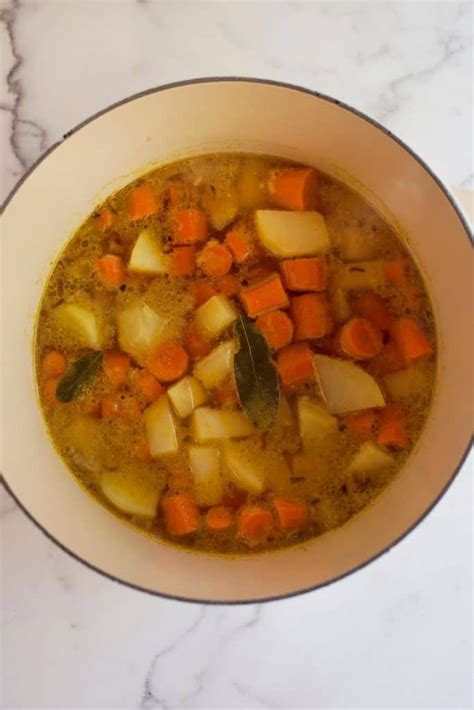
left=234, top=314, right=279, bottom=430
left=56, top=351, right=103, bottom=403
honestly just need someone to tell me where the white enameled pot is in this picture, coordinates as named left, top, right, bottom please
left=1, top=79, right=471, bottom=603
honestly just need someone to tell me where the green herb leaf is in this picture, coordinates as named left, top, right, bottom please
left=56, top=351, right=103, bottom=403
left=234, top=314, right=279, bottom=430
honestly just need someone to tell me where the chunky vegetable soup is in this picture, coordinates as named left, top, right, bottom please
left=36, top=155, right=436, bottom=553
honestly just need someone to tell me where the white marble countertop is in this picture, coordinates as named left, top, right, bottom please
left=1, top=2, right=472, bottom=709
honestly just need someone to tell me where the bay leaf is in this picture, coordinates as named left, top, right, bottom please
left=234, top=314, right=279, bottom=430
left=56, top=351, right=103, bottom=403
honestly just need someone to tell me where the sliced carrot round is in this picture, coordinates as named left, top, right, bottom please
left=238, top=505, right=274, bottom=541
left=162, top=495, right=199, bottom=536
left=103, top=350, right=130, bottom=388
left=390, top=317, right=433, bottom=361
left=339, top=317, right=383, bottom=360
left=256, top=310, right=294, bottom=350
left=184, top=324, right=212, bottom=360
left=198, top=242, right=233, bottom=278
left=268, top=167, right=318, bottom=211
left=42, top=351, right=67, bottom=378
left=137, top=369, right=164, bottom=401
left=193, top=279, right=218, bottom=307
left=147, top=341, right=189, bottom=382
left=273, top=497, right=307, bottom=530
left=205, top=506, right=233, bottom=531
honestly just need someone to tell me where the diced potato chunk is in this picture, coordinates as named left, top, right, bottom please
left=314, top=354, right=385, bottom=414
left=383, top=363, right=431, bottom=401
left=129, top=227, right=167, bottom=274
left=118, top=301, right=167, bottom=360
left=167, top=376, right=207, bottom=419
left=331, top=287, right=352, bottom=323
left=193, top=340, right=237, bottom=389
left=101, top=470, right=160, bottom=517
left=144, top=395, right=178, bottom=457
left=195, top=295, right=237, bottom=339
left=347, top=442, right=394, bottom=474
left=202, top=185, right=239, bottom=231
left=55, top=304, right=100, bottom=349
left=64, top=415, right=103, bottom=474
left=338, top=225, right=379, bottom=262
left=297, top=396, right=338, bottom=447
left=255, top=210, right=330, bottom=257
left=192, top=407, right=253, bottom=441
left=189, top=445, right=224, bottom=505
left=333, top=261, right=385, bottom=291
left=223, top=442, right=266, bottom=494
left=238, top=158, right=268, bottom=210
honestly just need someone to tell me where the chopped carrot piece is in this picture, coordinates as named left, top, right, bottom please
left=384, top=259, right=409, bottom=284
left=147, top=341, right=189, bottom=382
left=134, top=438, right=151, bottom=461
left=268, top=167, right=318, bottom=211
left=276, top=342, right=314, bottom=387
left=96, top=254, right=125, bottom=288
left=216, top=274, right=240, bottom=297
left=103, top=350, right=130, bottom=388
left=377, top=404, right=409, bottom=448
left=205, top=506, right=233, bottom=531
left=97, top=208, right=113, bottom=231
left=343, top=410, right=377, bottom=440
left=168, top=470, right=193, bottom=493
left=106, top=234, right=125, bottom=256
left=198, top=241, right=233, bottom=278
left=241, top=274, right=289, bottom=318
left=238, top=505, right=274, bottom=541
left=280, top=257, right=328, bottom=292
left=128, top=184, right=159, bottom=220
left=162, top=494, right=199, bottom=536
left=290, top=293, right=333, bottom=341
left=368, top=340, right=406, bottom=376
left=256, top=310, right=294, bottom=350
left=214, top=377, right=239, bottom=408
left=273, top=497, right=307, bottom=530
left=224, top=230, right=252, bottom=264
left=42, top=351, right=67, bottom=378
left=184, top=324, right=212, bottom=360
left=353, top=292, right=393, bottom=331
left=171, top=209, right=208, bottom=244
left=169, top=246, right=196, bottom=276
left=390, top=317, right=433, bottom=361
left=339, top=317, right=383, bottom=360
left=137, top=369, right=164, bottom=401
left=100, top=393, right=141, bottom=419
left=43, top=377, right=61, bottom=408
left=193, top=279, right=218, bottom=307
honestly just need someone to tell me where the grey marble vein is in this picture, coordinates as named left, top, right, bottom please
left=376, top=33, right=471, bottom=122
left=0, top=0, right=48, bottom=170
left=140, top=605, right=207, bottom=709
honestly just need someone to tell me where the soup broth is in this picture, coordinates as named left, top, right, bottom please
left=35, top=154, right=436, bottom=554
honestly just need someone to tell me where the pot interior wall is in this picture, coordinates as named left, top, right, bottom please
left=1, top=81, right=471, bottom=601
